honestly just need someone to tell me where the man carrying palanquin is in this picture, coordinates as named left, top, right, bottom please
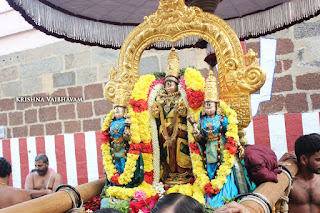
left=25, top=154, right=62, bottom=198
left=280, top=133, right=320, bottom=213
left=0, top=157, right=31, bottom=209
left=151, top=47, right=192, bottom=184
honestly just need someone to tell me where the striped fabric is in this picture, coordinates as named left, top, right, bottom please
left=244, top=111, right=320, bottom=159
left=0, top=131, right=104, bottom=188
left=1, top=112, right=320, bottom=188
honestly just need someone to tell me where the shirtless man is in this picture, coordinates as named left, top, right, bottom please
left=25, top=154, right=62, bottom=198
left=280, top=133, right=320, bottom=213
left=0, top=157, right=31, bottom=209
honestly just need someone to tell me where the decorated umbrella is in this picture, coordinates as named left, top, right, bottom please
left=6, top=0, right=320, bottom=49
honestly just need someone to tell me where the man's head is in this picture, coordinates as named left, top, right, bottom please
left=295, top=133, right=320, bottom=174
left=0, top=157, right=12, bottom=180
left=34, top=154, right=49, bottom=176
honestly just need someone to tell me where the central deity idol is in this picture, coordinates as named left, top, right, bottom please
left=151, top=47, right=192, bottom=184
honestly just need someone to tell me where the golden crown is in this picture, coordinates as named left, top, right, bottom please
left=204, top=70, right=219, bottom=102
left=165, top=46, right=180, bottom=83
left=113, top=82, right=130, bottom=107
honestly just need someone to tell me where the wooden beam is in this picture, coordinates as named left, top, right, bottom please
left=241, top=160, right=298, bottom=213
left=0, top=178, right=106, bottom=213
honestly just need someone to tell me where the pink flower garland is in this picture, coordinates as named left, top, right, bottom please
left=147, top=78, right=165, bottom=99
left=179, top=76, right=186, bottom=91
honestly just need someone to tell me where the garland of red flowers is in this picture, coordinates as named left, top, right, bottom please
left=129, top=99, right=148, bottom=113
left=186, top=88, right=204, bottom=109
left=84, top=196, right=102, bottom=211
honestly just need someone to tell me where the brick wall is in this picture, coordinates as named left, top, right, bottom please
left=0, top=41, right=207, bottom=139
left=246, top=15, right=320, bottom=116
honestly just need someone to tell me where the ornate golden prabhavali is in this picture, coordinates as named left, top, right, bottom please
left=104, top=0, right=265, bottom=130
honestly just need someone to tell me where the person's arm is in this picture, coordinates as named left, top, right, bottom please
left=20, top=189, right=32, bottom=202
left=214, top=202, right=250, bottom=213
left=52, top=173, right=63, bottom=192
left=279, top=151, right=297, bottom=163
left=24, top=173, right=52, bottom=199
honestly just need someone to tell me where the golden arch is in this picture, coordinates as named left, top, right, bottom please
left=105, top=0, right=266, bottom=130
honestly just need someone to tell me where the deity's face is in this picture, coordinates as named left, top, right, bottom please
left=165, top=80, right=178, bottom=94
left=114, top=106, right=125, bottom=120
left=204, top=101, right=216, bottom=117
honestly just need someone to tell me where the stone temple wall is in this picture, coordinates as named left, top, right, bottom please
left=0, top=15, right=319, bottom=139
left=246, top=15, right=320, bottom=116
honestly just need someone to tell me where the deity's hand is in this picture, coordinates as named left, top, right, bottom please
left=151, top=104, right=160, bottom=118
left=191, top=129, right=201, bottom=141
left=123, top=127, right=131, bottom=141
left=177, top=102, right=186, bottom=117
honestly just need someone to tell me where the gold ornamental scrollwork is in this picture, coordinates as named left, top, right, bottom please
left=104, top=0, right=266, bottom=129
left=104, top=80, right=117, bottom=104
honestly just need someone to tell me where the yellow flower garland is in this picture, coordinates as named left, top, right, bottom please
left=191, top=100, right=239, bottom=193
left=106, top=181, right=157, bottom=200
left=184, top=67, right=205, bottom=92
left=131, top=75, right=155, bottom=101
left=101, top=68, right=240, bottom=201
left=101, top=110, right=140, bottom=185
left=168, top=68, right=206, bottom=202
left=101, top=74, right=156, bottom=199
left=168, top=68, right=239, bottom=203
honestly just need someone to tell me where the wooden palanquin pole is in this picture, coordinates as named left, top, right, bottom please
left=241, top=160, right=298, bottom=213
left=0, top=178, right=106, bottom=213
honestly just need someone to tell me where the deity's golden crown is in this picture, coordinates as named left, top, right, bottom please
left=165, top=47, right=180, bottom=83
left=113, top=82, right=130, bottom=107
left=204, top=71, right=219, bottom=102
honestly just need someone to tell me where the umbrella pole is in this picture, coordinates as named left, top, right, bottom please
left=240, top=160, right=298, bottom=213
left=0, top=178, right=106, bottom=213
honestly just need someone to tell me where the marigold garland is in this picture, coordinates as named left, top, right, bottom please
left=167, top=68, right=240, bottom=203
left=131, top=75, right=156, bottom=101
left=167, top=68, right=206, bottom=203
left=101, top=68, right=240, bottom=202
left=190, top=100, right=239, bottom=196
left=184, top=67, right=205, bottom=92
left=106, top=181, right=157, bottom=200
left=102, top=74, right=156, bottom=198
left=101, top=110, right=140, bottom=185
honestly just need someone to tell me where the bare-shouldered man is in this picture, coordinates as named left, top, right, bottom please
left=25, top=154, right=62, bottom=199
left=280, top=133, right=320, bottom=213
left=0, top=157, right=31, bottom=209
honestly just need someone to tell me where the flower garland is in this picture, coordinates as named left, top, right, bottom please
left=101, top=67, right=240, bottom=202
left=101, top=75, right=157, bottom=199
left=189, top=100, right=239, bottom=196
left=106, top=181, right=157, bottom=200
left=182, top=67, right=205, bottom=110
left=167, top=67, right=205, bottom=202
left=84, top=196, right=102, bottom=211
left=130, top=190, right=159, bottom=213
left=167, top=67, right=240, bottom=203
left=101, top=110, right=140, bottom=186
left=148, top=83, right=164, bottom=185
